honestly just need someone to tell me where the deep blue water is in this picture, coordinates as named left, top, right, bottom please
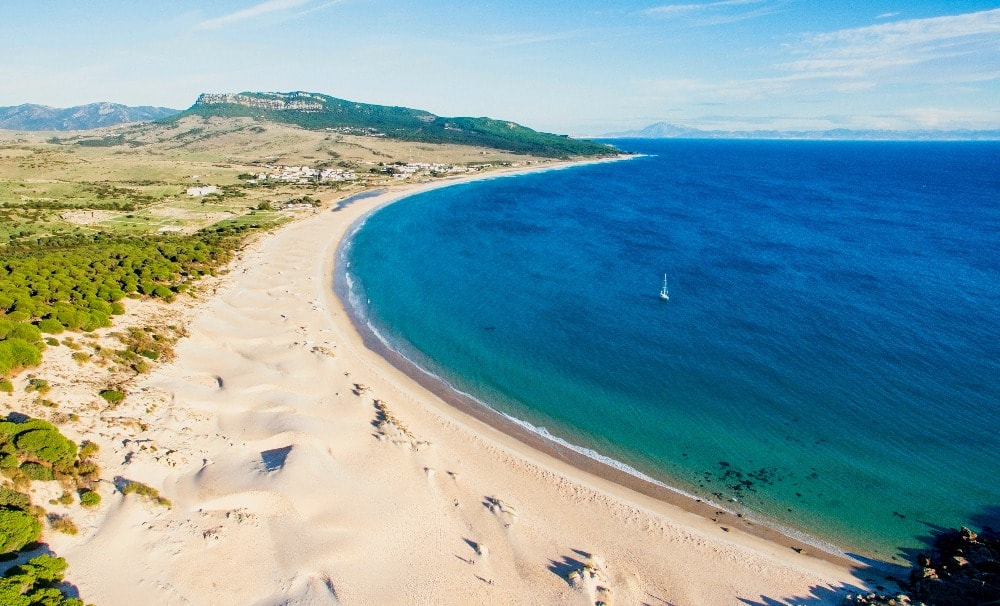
left=344, top=140, right=1000, bottom=560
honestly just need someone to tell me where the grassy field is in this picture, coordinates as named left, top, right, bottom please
left=0, top=116, right=555, bottom=244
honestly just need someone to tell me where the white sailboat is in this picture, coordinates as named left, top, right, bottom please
left=659, top=274, right=670, bottom=301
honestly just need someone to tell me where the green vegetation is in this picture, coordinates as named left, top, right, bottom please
left=0, top=415, right=100, bottom=488
left=111, top=325, right=183, bottom=375
left=47, top=515, right=77, bottom=535
left=37, top=319, right=64, bottom=335
left=0, top=322, right=44, bottom=377
left=24, top=379, right=50, bottom=395
left=0, top=554, right=87, bottom=606
left=0, top=418, right=77, bottom=471
left=17, top=463, right=53, bottom=482
left=0, top=487, right=30, bottom=510
left=98, top=389, right=125, bottom=405
left=0, top=414, right=98, bottom=603
left=0, top=225, right=251, bottom=378
left=77, top=441, right=98, bottom=461
left=78, top=490, right=100, bottom=508
left=177, top=91, right=618, bottom=158
left=0, top=509, right=41, bottom=554
left=121, top=480, right=171, bottom=508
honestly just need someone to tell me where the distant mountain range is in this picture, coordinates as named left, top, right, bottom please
left=0, top=103, right=180, bottom=131
left=603, top=121, right=1000, bottom=141
left=177, top=91, right=616, bottom=157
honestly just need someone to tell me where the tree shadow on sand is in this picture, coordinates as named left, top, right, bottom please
left=740, top=505, right=1000, bottom=605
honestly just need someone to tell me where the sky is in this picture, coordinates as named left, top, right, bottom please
left=1, top=1, right=998, bottom=134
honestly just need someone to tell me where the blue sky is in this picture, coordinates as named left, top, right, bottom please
left=1, top=1, right=998, bottom=133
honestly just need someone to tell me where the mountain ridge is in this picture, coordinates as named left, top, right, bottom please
left=0, top=102, right=180, bottom=131
left=604, top=121, right=1000, bottom=141
left=178, top=91, right=617, bottom=157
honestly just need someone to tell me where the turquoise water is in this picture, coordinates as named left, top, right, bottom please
left=343, top=140, right=1000, bottom=560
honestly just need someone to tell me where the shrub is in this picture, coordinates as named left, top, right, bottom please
left=24, top=378, right=50, bottom=395
left=78, top=440, right=99, bottom=460
left=1, top=323, right=41, bottom=343
left=71, top=352, right=90, bottom=364
left=0, top=508, right=41, bottom=554
left=0, top=339, right=42, bottom=376
left=75, top=459, right=99, bottom=475
left=14, top=429, right=77, bottom=466
left=3, top=311, right=30, bottom=323
left=36, top=319, right=65, bottom=335
left=152, top=285, right=175, bottom=301
left=18, top=462, right=54, bottom=482
left=0, top=380, right=11, bottom=394
left=44, top=337, right=59, bottom=347
left=98, top=389, right=125, bottom=404
left=78, top=490, right=101, bottom=508
left=0, top=454, right=17, bottom=469
left=0, top=486, right=30, bottom=510
left=0, top=421, right=21, bottom=444
left=121, top=480, right=171, bottom=508
left=48, top=516, right=77, bottom=535
left=0, top=554, right=86, bottom=606
left=1, top=418, right=56, bottom=438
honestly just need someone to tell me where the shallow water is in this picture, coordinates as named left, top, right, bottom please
left=345, top=140, right=1000, bottom=560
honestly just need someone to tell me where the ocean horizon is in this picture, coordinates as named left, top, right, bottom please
left=342, top=139, right=1000, bottom=562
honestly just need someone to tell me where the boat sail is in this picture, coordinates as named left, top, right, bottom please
left=660, top=274, right=670, bottom=301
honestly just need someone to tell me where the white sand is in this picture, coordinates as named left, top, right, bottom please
left=36, top=167, right=868, bottom=605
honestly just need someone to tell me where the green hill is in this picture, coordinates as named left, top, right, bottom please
left=173, top=92, right=616, bottom=158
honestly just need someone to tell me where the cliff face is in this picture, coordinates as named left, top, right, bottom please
left=194, top=93, right=323, bottom=112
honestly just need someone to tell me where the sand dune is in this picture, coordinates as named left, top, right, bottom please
left=53, top=168, right=870, bottom=605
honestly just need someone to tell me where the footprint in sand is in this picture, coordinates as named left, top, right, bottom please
left=372, top=399, right=431, bottom=450
left=483, top=496, right=517, bottom=527
left=554, top=551, right=613, bottom=605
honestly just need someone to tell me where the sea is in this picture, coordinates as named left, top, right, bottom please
left=341, top=139, right=1000, bottom=561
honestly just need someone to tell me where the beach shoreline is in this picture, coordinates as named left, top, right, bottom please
left=47, top=158, right=876, bottom=605
left=333, top=161, right=866, bottom=570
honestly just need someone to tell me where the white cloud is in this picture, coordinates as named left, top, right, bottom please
left=636, top=10, right=1000, bottom=130
left=641, top=7, right=1000, bottom=109
left=875, top=12, right=900, bottom=20
left=644, top=0, right=765, bottom=17
left=197, top=0, right=316, bottom=30
left=479, top=30, right=585, bottom=48
left=643, top=0, right=782, bottom=26
left=782, top=8, right=1000, bottom=80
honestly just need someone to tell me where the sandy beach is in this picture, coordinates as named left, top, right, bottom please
left=31, top=165, right=877, bottom=605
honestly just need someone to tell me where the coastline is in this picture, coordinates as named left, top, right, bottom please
left=334, top=162, right=863, bottom=567
left=52, top=159, right=874, bottom=604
